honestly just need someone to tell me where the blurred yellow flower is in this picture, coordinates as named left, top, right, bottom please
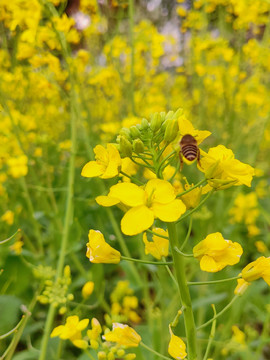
left=7, top=155, right=28, bottom=178
left=255, top=241, right=267, bottom=253
left=51, top=315, right=89, bottom=349
left=200, top=145, right=255, bottom=188
left=193, top=232, right=243, bottom=272
left=82, top=281, right=94, bottom=299
left=81, top=144, right=121, bottom=179
left=142, top=228, right=169, bottom=259
left=168, top=326, right=187, bottom=359
left=103, top=323, right=141, bottom=347
left=86, top=230, right=121, bottom=264
left=87, top=318, right=102, bottom=349
left=10, top=239, right=24, bottom=255
left=1, top=210, right=14, bottom=225
left=241, top=256, right=270, bottom=285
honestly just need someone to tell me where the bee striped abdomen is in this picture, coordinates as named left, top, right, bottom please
left=182, top=144, right=198, bottom=161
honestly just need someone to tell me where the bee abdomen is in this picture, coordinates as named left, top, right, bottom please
left=182, top=144, right=198, bottom=161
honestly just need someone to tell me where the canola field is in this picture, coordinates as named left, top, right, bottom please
left=0, top=1, right=270, bottom=359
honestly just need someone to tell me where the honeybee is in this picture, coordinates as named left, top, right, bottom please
left=179, top=134, right=201, bottom=170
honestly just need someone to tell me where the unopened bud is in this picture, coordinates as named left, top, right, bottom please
left=130, top=126, right=141, bottom=139
left=164, top=118, right=179, bottom=142
left=165, top=110, right=174, bottom=120
left=119, top=136, right=133, bottom=157
left=98, top=351, right=107, bottom=360
left=119, top=127, right=131, bottom=140
left=174, top=108, right=184, bottom=118
left=150, top=113, right=162, bottom=132
left=133, top=139, right=144, bottom=154
left=107, top=352, right=115, bottom=360
left=141, top=118, right=149, bottom=130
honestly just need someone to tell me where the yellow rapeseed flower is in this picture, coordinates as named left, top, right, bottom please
left=97, top=179, right=186, bottom=235
left=193, top=232, right=243, bottom=272
left=241, top=256, right=270, bottom=285
left=142, top=228, right=169, bottom=259
left=103, top=323, right=141, bottom=347
left=86, top=230, right=121, bottom=264
left=178, top=114, right=211, bottom=145
left=81, top=144, right=121, bottom=179
left=199, top=145, right=255, bottom=189
left=168, top=326, right=187, bottom=359
left=1, top=210, right=14, bottom=225
left=51, top=315, right=89, bottom=349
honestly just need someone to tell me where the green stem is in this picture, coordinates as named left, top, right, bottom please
left=0, top=229, right=20, bottom=245
left=120, top=171, right=144, bottom=185
left=188, top=276, right=240, bottom=286
left=167, top=222, right=197, bottom=360
left=174, top=247, right=194, bottom=257
left=176, top=179, right=207, bottom=198
left=176, top=189, right=214, bottom=224
left=202, top=305, right=217, bottom=360
left=146, top=229, right=169, bottom=240
left=197, top=295, right=238, bottom=331
left=180, top=216, right=192, bottom=251
left=128, top=0, right=135, bottom=115
left=140, top=341, right=172, bottom=360
left=121, top=256, right=173, bottom=265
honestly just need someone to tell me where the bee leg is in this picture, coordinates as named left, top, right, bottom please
left=197, top=149, right=202, bottom=169
left=179, top=151, right=184, bottom=171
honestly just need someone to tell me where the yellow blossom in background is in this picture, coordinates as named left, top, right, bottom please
left=255, top=241, right=267, bottom=253
left=241, top=256, right=270, bottom=285
left=7, top=155, right=28, bottom=178
left=51, top=315, right=89, bottom=349
left=142, top=228, right=169, bottom=259
left=168, top=326, right=187, bottom=359
left=82, top=281, right=94, bottom=299
left=199, top=145, right=255, bottom=189
left=103, top=323, right=141, bottom=347
left=86, top=230, right=121, bottom=264
left=87, top=318, right=102, bottom=349
left=234, top=278, right=250, bottom=296
left=97, top=179, right=186, bottom=235
left=81, top=144, right=121, bottom=179
left=231, top=325, right=246, bottom=346
left=1, top=210, right=14, bottom=225
left=193, top=232, right=243, bottom=272
left=10, top=239, right=24, bottom=255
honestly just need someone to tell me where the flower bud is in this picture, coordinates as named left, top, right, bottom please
left=174, top=107, right=184, bottom=118
left=119, top=136, right=133, bottom=157
left=150, top=113, right=162, bottom=133
left=133, top=139, right=144, bottom=154
left=165, top=110, right=174, bottom=120
left=119, top=127, right=132, bottom=141
left=164, top=118, right=179, bottom=142
left=82, top=281, right=94, bottom=299
left=234, top=278, right=250, bottom=296
left=107, top=352, right=115, bottom=360
left=130, top=126, right=141, bottom=139
left=141, top=118, right=149, bottom=130
left=98, top=351, right=107, bottom=360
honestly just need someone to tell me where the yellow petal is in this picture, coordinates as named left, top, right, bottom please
left=145, top=179, right=175, bottom=204
left=72, top=339, right=88, bottom=349
left=168, top=332, right=187, bottom=359
left=96, top=195, right=120, bottom=207
left=121, top=206, right=154, bottom=235
left=81, top=161, right=104, bottom=178
left=77, top=318, right=89, bottom=331
left=109, top=182, right=145, bottom=207
left=51, top=325, right=65, bottom=337
left=200, top=255, right=221, bottom=272
left=152, top=199, right=186, bottom=222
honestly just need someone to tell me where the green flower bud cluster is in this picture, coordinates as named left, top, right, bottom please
left=115, top=108, right=183, bottom=158
left=33, top=265, right=56, bottom=280
left=37, top=265, right=74, bottom=312
left=97, top=341, right=136, bottom=360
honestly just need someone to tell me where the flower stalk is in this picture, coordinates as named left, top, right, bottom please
left=167, top=222, right=197, bottom=360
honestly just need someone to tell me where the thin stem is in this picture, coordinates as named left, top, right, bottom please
left=180, top=216, right=193, bottom=251
left=197, top=295, right=238, bottom=331
left=167, top=222, right=197, bottom=360
left=0, top=229, right=20, bottom=245
left=176, top=189, right=214, bottom=224
left=176, top=179, right=207, bottom=198
left=202, top=305, right=217, bottom=360
left=121, top=256, right=173, bottom=265
left=120, top=171, right=144, bottom=185
left=0, top=316, right=25, bottom=339
left=174, top=246, right=194, bottom=257
left=188, top=276, right=240, bottom=286
left=140, top=341, right=172, bottom=360
left=128, top=0, right=135, bottom=115
left=146, top=228, right=169, bottom=240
